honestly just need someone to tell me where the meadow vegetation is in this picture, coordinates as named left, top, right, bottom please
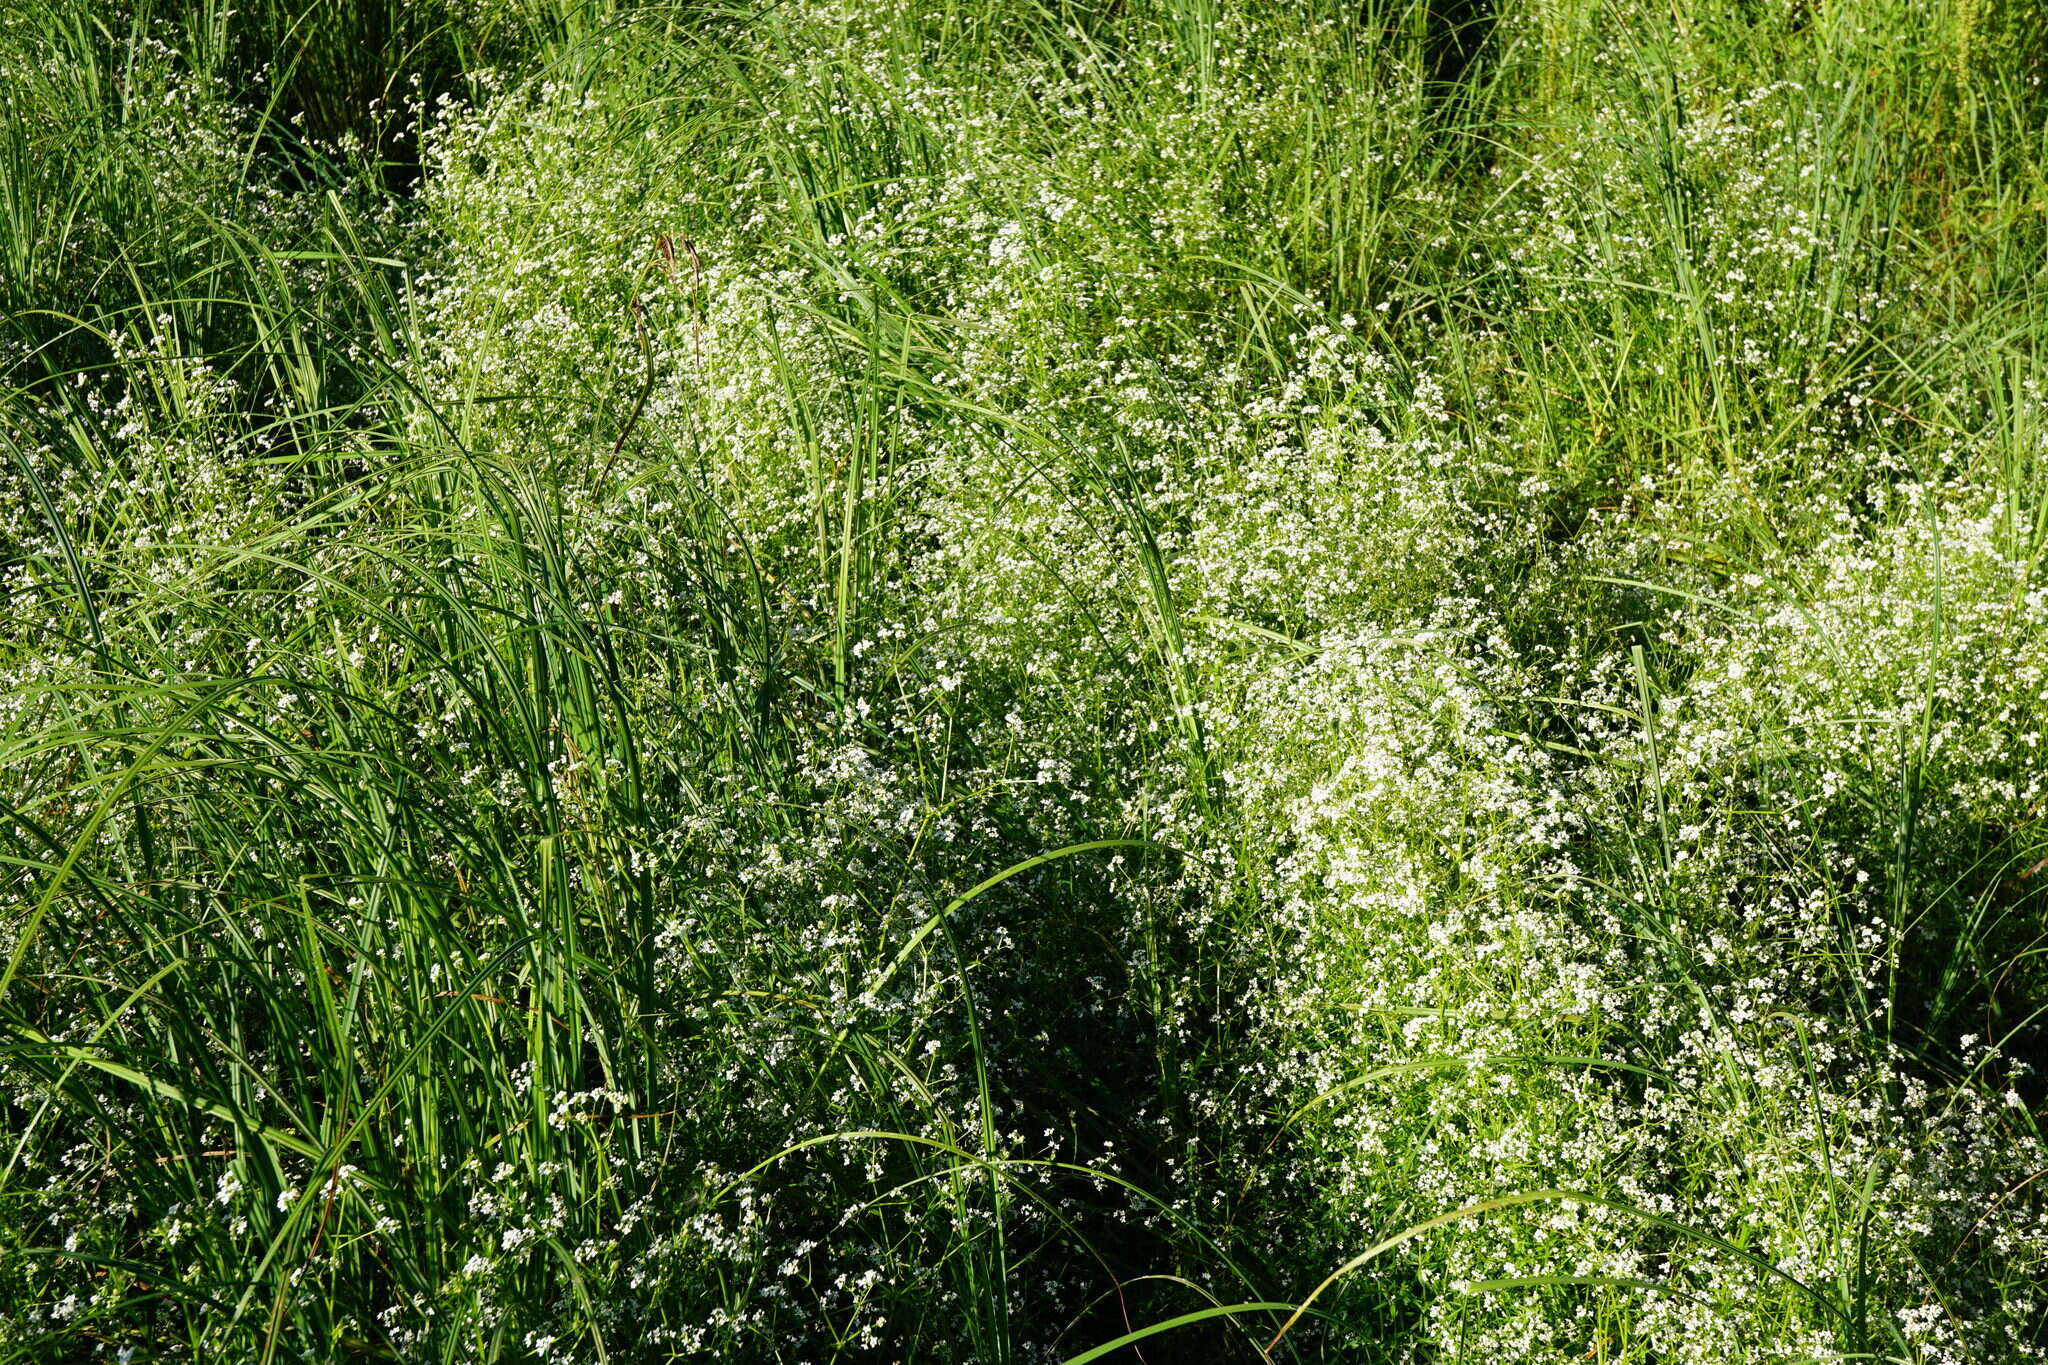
left=3, top=0, right=2047, bottom=1359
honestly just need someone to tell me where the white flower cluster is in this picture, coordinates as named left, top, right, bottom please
left=3, top=0, right=2045, bottom=1360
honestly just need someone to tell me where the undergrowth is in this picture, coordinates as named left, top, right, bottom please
left=3, top=0, right=2046, bottom=1361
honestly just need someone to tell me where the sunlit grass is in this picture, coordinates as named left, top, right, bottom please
left=3, top=0, right=2046, bottom=1360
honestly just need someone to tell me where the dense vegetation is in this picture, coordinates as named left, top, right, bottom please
left=3, top=0, right=2046, bottom=1359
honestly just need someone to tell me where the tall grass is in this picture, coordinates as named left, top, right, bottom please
left=4, top=0, right=2046, bottom=1360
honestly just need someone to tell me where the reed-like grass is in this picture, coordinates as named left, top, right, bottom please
left=4, top=0, right=2046, bottom=1360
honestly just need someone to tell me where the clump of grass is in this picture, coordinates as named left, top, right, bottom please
left=4, top=0, right=2047, bottom=1360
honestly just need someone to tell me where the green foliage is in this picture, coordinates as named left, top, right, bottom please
left=3, top=0, right=2047, bottom=1360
